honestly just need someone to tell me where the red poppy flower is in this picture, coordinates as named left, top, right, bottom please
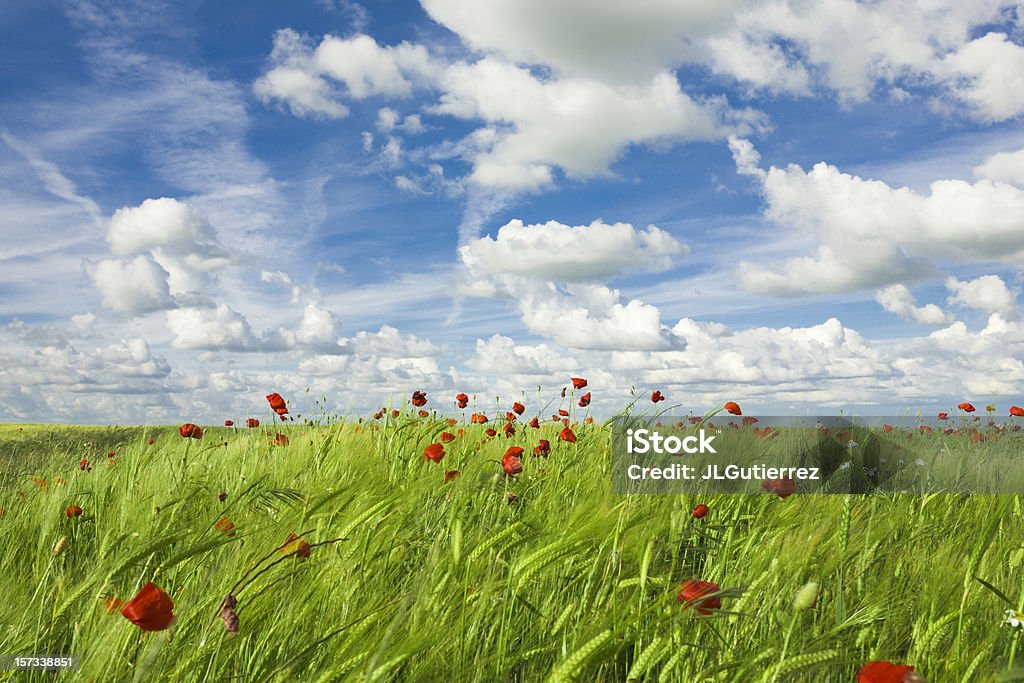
left=121, top=582, right=176, bottom=631
left=65, top=504, right=82, bottom=518
left=224, top=420, right=234, bottom=427
left=79, top=459, right=89, bottom=471
left=104, top=596, right=123, bottom=614
left=214, top=517, right=236, bottom=537
left=512, top=402, right=525, bottom=415
left=883, top=424, right=893, bottom=432
left=179, top=423, right=203, bottom=439
left=651, top=390, right=665, bottom=403
left=266, top=393, right=289, bottom=416
left=391, top=409, right=400, bottom=418
left=440, top=431, right=456, bottom=443
left=854, top=661, right=917, bottom=683
left=937, top=412, right=948, bottom=420
left=456, top=393, right=469, bottom=408
left=282, top=532, right=311, bottom=558
left=246, top=418, right=260, bottom=428
left=418, top=409, right=430, bottom=418
left=423, top=442, right=445, bottom=463
left=502, top=447, right=524, bottom=476
left=958, top=402, right=975, bottom=413
left=571, top=377, right=588, bottom=389
left=274, top=433, right=289, bottom=446
left=505, top=411, right=517, bottom=422
left=687, top=417, right=702, bottom=424
left=529, top=417, right=540, bottom=428
left=692, top=504, right=709, bottom=519
left=1011, top=406, right=1024, bottom=417
left=558, top=409, right=569, bottom=417
left=724, top=401, right=742, bottom=415
left=761, top=477, right=796, bottom=498
left=559, top=426, right=577, bottom=444
left=678, top=579, right=721, bottom=615
left=533, top=439, right=551, bottom=457
left=754, top=427, right=778, bottom=440
left=578, top=392, right=591, bottom=408
left=502, top=423, right=515, bottom=438
left=919, top=425, right=932, bottom=435
left=742, top=416, right=758, bottom=426
left=373, top=409, right=384, bottom=420
left=471, top=413, right=488, bottom=424
left=411, top=391, right=428, bottom=407
left=485, top=428, right=497, bottom=437
left=444, top=469, right=460, bottom=482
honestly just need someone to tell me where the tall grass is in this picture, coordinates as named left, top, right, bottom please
left=0, top=417, right=1022, bottom=681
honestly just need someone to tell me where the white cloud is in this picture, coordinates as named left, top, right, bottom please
left=459, top=218, right=686, bottom=282
left=731, top=138, right=1024, bottom=295
left=710, top=0, right=1023, bottom=120
left=875, top=284, right=954, bottom=325
left=96, top=197, right=233, bottom=303
left=165, top=304, right=292, bottom=351
left=518, top=283, right=679, bottom=351
left=468, top=334, right=578, bottom=375
left=255, top=32, right=763, bottom=194
left=419, top=0, right=745, bottom=82
left=434, top=60, right=761, bottom=192
left=945, top=274, right=1019, bottom=319
left=296, top=302, right=343, bottom=351
left=84, top=255, right=175, bottom=315
left=942, top=32, right=1024, bottom=123
left=974, top=147, right=1024, bottom=186
left=253, top=29, right=349, bottom=118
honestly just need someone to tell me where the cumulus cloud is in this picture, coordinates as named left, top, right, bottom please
left=468, top=334, right=578, bottom=375
left=88, top=198, right=233, bottom=314
left=255, top=31, right=762, bottom=195
left=254, top=29, right=439, bottom=118
left=517, top=283, right=680, bottom=351
left=945, top=274, right=1019, bottom=319
left=435, top=60, right=761, bottom=192
left=419, top=0, right=746, bottom=82
left=0, top=334, right=173, bottom=422
left=706, top=1, right=1024, bottom=120
left=942, top=32, right=1024, bottom=123
left=974, top=147, right=1024, bottom=186
left=459, top=218, right=686, bottom=282
left=253, top=29, right=349, bottom=118
left=875, top=284, right=954, bottom=325
left=730, top=138, right=1024, bottom=295
left=296, top=302, right=343, bottom=351
left=84, top=255, right=175, bottom=315
left=165, top=305, right=294, bottom=352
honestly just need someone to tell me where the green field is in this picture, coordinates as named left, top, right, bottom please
left=1, top=416, right=1024, bottom=681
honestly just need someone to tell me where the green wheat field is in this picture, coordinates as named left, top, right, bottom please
left=2, top=412, right=1024, bottom=682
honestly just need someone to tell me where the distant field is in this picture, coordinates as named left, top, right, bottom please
left=1, top=416, right=1023, bottom=681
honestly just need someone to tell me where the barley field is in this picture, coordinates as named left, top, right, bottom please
left=1, top=406, right=1024, bottom=682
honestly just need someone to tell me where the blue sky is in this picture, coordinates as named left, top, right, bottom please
left=2, top=0, right=1024, bottom=423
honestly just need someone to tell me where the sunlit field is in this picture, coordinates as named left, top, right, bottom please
left=2, top=394, right=1024, bottom=682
